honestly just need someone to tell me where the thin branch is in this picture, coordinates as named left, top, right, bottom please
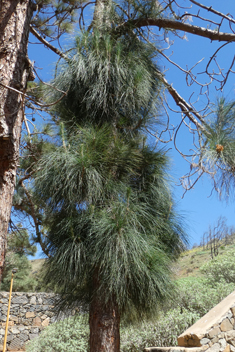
left=30, top=25, right=69, bottom=61
left=18, top=179, right=50, bottom=258
left=180, top=12, right=219, bottom=27
left=158, top=49, right=211, bottom=87
left=189, top=0, right=235, bottom=26
left=159, top=73, right=206, bottom=131
left=0, top=82, right=67, bottom=108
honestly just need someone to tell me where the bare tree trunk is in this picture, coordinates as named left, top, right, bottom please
left=89, top=292, right=120, bottom=352
left=0, top=0, right=34, bottom=280
left=93, top=0, right=112, bottom=28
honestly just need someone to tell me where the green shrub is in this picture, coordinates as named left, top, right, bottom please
left=26, top=315, right=89, bottom=352
left=201, top=250, right=235, bottom=285
left=120, top=309, right=200, bottom=352
left=25, top=307, right=199, bottom=352
left=172, top=277, right=234, bottom=316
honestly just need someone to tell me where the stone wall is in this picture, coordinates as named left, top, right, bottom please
left=176, top=308, right=235, bottom=352
left=177, top=290, right=235, bottom=351
left=0, top=292, right=59, bottom=351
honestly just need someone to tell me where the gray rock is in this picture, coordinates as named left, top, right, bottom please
left=0, top=314, right=7, bottom=322
left=19, top=333, right=29, bottom=342
left=201, top=338, right=211, bottom=345
left=206, top=343, right=221, bottom=352
left=0, top=299, right=8, bottom=304
left=30, top=296, right=37, bottom=305
left=11, top=327, right=20, bottom=334
left=18, top=326, right=27, bottom=331
left=8, top=337, right=24, bottom=350
left=219, top=338, right=227, bottom=351
left=37, top=297, right=43, bottom=305
left=225, top=330, right=235, bottom=346
left=10, top=304, right=19, bottom=308
left=230, top=345, right=235, bottom=352
left=11, top=297, right=28, bottom=304
left=7, top=334, right=13, bottom=342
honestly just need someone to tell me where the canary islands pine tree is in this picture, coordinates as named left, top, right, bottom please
left=29, top=12, right=188, bottom=351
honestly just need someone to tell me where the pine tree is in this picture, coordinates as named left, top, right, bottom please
left=31, top=24, right=188, bottom=352
left=2, top=0, right=235, bottom=283
left=1, top=224, right=37, bottom=291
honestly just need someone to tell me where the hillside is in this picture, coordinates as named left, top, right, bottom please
left=30, top=241, right=235, bottom=283
left=174, top=242, right=235, bottom=279
left=31, top=258, right=46, bottom=275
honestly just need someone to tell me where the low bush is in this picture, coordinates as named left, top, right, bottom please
left=172, top=277, right=234, bottom=316
left=201, top=250, right=235, bottom=285
left=120, top=309, right=200, bottom=352
left=26, top=315, right=89, bottom=352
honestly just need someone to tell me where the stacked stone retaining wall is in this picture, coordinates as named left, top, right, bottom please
left=0, top=292, right=60, bottom=351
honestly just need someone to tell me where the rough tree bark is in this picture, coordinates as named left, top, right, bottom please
left=0, top=0, right=35, bottom=280
left=89, top=293, right=120, bottom=352
left=88, top=2, right=121, bottom=350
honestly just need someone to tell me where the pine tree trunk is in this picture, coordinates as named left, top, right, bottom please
left=0, top=0, right=34, bottom=280
left=89, top=293, right=120, bottom=352
left=89, top=4, right=120, bottom=349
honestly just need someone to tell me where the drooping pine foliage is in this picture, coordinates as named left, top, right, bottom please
left=47, top=30, right=161, bottom=134
left=35, top=124, right=186, bottom=314
left=199, top=98, right=235, bottom=197
left=32, top=8, right=187, bottom=321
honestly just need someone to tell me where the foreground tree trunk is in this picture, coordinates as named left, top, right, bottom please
left=0, top=0, right=34, bottom=280
left=89, top=293, right=120, bottom=352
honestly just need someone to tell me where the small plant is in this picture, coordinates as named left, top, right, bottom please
left=26, top=315, right=89, bottom=352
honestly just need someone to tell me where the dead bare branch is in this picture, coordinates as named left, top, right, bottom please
left=189, top=0, right=235, bottom=26
left=115, top=17, right=235, bottom=42
left=0, top=82, right=68, bottom=108
left=30, top=25, right=69, bottom=61
left=159, top=73, right=206, bottom=131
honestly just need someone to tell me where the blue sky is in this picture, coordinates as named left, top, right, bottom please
left=26, top=1, right=235, bottom=258
left=162, top=1, right=235, bottom=246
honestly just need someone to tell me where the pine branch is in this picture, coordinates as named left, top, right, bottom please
left=115, top=18, right=235, bottom=42
left=18, top=179, right=51, bottom=258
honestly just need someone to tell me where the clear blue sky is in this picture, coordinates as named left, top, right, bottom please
left=27, top=1, right=235, bottom=258
left=162, top=1, right=235, bottom=246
